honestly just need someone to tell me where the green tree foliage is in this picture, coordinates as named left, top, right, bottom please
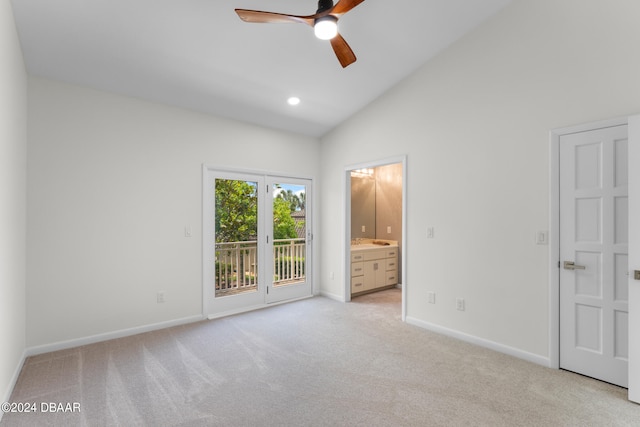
left=273, top=197, right=297, bottom=240
left=276, top=188, right=305, bottom=212
left=215, top=179, right=257, bottom=243
left=215, top=180, right=302, bottom=243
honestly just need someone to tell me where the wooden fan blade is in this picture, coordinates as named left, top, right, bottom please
left=330, top=33, right=357, bottom=68
left=331, top=0, right=366, bottom=16
left=235, top=9, right=314, bottom=26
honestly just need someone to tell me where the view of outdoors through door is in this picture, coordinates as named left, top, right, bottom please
left=205, top=170, right=312, bottom=317
left=268, top=179, right=311, bottom=303
left=215, top=178, right=259, bottom=298
left=272, top=183, right=306, bottom=288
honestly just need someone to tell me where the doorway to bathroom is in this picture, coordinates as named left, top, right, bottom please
left=344, top=156, right=407, bottom=321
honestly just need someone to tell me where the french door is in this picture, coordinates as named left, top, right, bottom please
left=266, top=177, right=312, bottom=304
left=559, top=125, right=628, bottom=387
left=203, top=168, right=312, bottom=317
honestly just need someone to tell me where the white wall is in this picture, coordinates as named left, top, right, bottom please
left=0, top=0, right=27, bottom=407
left=320, top=0, right=640, bottom=364
left=27, top=78, right=319, bottom=349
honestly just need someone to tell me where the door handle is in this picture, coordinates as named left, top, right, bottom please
left=564, top=261, right=586, bottom=271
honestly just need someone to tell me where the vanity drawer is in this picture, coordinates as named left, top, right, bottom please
left=351, top=253, right=364, bottom=263
left=351, top=261, right=364, bottom=277
left=386, top=248, right=397, bottom=258
left=385, top=259, right=397, bottom=271
left=386, top=272, right=398, bottom=286
left=351, top=277, right=365, bottom=293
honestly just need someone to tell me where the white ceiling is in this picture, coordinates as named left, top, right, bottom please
left=11, top=0, right=512, bottom=137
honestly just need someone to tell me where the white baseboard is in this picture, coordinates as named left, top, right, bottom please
left=0, top=349, right=27, bottom=423
left=25, top=314, right=204, bottom=357
left=319, top=290, right=345, bottom=302
left=207, top=295, right=314, bottom=320
left=405, top=316, right=550, bottom=367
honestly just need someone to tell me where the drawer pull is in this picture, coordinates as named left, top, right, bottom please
left=355, top=268, right=362, bottom=272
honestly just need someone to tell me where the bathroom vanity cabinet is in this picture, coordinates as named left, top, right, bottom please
left=350, top=244, right=398, bottom=296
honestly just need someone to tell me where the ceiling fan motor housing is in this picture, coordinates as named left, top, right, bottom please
left=317, top=0, right=334, bottom=14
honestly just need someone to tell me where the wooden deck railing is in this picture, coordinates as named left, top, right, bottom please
left=215, top=238, right=305, bottom=296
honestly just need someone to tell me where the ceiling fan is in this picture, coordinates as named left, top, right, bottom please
left=235, top=0, right=366, bottom=68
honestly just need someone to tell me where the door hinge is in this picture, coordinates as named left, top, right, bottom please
left=558, top=260, right=560, bottom=268
left=266, top=235, right=269, bottom=244
left=267, top=286, right=269, bottom=294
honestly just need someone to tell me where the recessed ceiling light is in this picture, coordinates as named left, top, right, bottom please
left=287, top=97, right=301, bottom=106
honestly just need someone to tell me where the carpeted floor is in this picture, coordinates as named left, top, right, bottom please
left=2, top=289, right=638, bottom=426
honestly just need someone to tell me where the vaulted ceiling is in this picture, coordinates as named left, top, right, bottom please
left=11, top=0, right=512, bottom=137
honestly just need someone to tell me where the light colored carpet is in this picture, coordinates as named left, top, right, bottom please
left=2, top=289, right=638, bottom=426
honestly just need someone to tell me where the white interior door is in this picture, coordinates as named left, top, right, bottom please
left=559, top=125, right=629, bottom=387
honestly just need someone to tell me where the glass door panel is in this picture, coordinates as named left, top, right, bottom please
left=215, top=178, right=259, bottom=297
left=205, top=171, right=265, bottom=316
left=267, top=178, right=312, bottom=303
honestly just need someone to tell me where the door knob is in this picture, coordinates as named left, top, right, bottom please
left=564, top=261, right=586, bottom=271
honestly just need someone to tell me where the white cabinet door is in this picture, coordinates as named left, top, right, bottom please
left=560, top=125, right=628, bottom=387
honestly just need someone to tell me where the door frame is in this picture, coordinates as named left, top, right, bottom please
left=548, top=116, right=629, bottom=371
left=343, top=155, right=408, bottom=321
left=202, top=164, right=315, bottom=319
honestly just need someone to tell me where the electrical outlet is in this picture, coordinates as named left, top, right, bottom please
left=456, top=298, right=465, bottom=311
left=427, top=227, right=435, bottom=239
left=427, top=292, right=436, bottom=304
left=157, top=291, right=166, bottom=303
left=387, top=226, right=392, bottom=234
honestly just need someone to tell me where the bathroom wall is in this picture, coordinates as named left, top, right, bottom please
left=375, top=163, right=403, bottom=283
left=375, top=163, right=403, bottom=245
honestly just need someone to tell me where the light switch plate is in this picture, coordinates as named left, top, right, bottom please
left=427, top=292, right=436, bottom=304
left=536, top=231, right=548, bottom=245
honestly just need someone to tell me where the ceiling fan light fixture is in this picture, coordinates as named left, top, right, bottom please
left=314, top=15, right=338, bottom=40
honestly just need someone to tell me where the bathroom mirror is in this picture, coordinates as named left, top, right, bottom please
left=350, top=169, right=376, bottom=239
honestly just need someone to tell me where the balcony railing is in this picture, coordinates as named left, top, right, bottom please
left=215, top=238, right=306, bottom=296
left=273, top=238, right=306, bottom=286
